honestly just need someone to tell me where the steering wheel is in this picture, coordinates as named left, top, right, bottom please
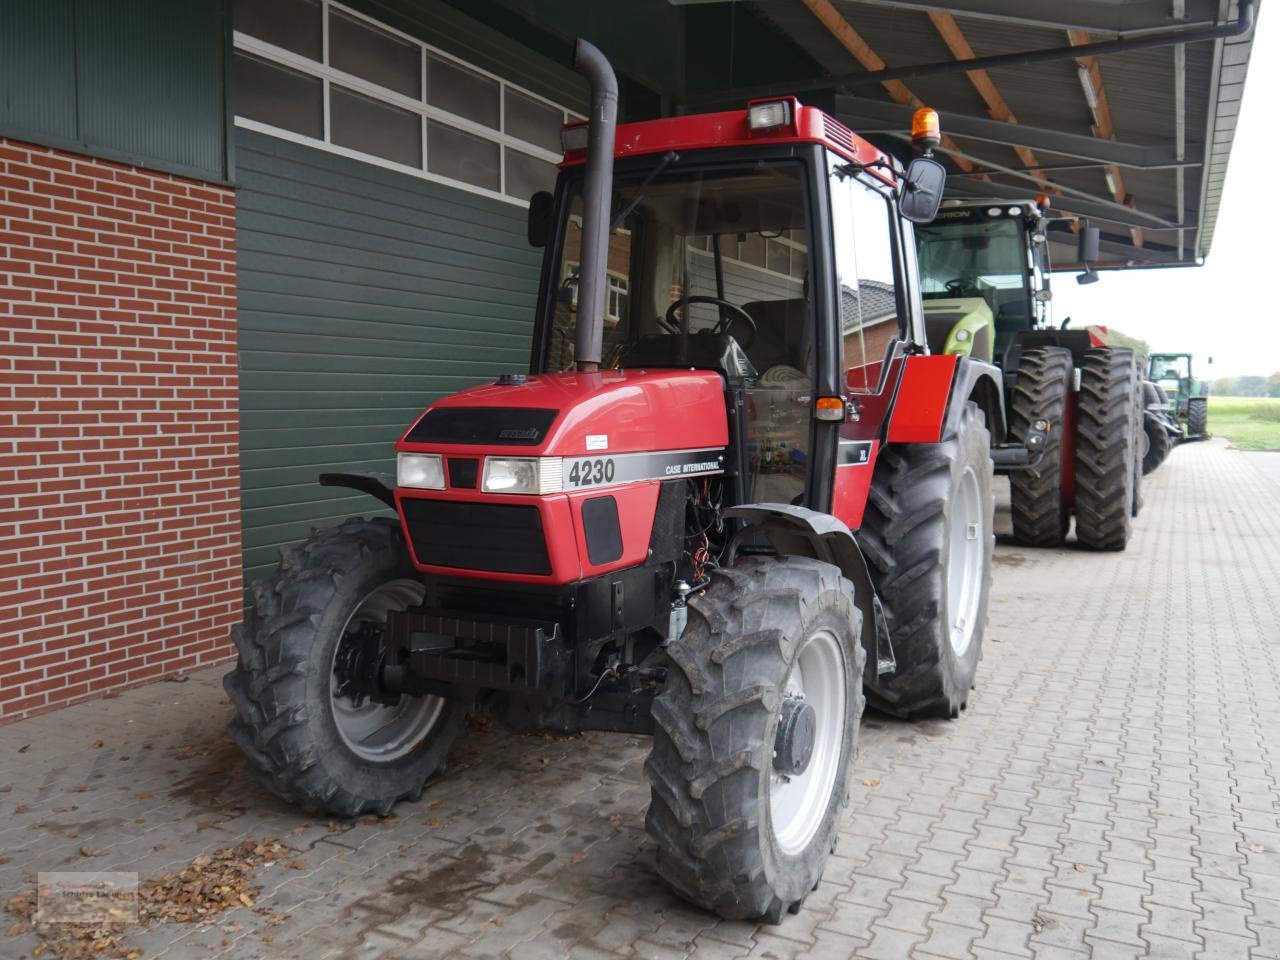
left=945, top=278, right=980, bottom=297
left=664, top=296, right=758, bottom=349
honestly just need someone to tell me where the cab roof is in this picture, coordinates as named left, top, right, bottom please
left=562, top=102, right=898, bottom=188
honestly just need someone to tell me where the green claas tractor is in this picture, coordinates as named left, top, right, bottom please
left=914, top=201, right=1143, bottom=550
left=1147, top=352, right=1210, bottom=441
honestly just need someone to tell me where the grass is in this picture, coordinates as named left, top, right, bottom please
left=1208, top=396, right=1280, bottom=450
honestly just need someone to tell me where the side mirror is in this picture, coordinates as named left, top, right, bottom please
left=899, top=157, right=946, bottom=224
left=1077, top=223, right=1100, bottom=263
left=1076, top=222, right=1101, bottom=285
left=527, top=190, right=554, bottom=247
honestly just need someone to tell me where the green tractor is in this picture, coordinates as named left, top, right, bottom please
left=1147, top=352, right=1210, bottom=441
left=915, top=200, right=1143, bottom=551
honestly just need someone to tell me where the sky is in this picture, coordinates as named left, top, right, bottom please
left=1049, top=8, right=1277, bottom=381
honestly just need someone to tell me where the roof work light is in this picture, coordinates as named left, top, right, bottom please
left=747, top=99, right=795, bottom=133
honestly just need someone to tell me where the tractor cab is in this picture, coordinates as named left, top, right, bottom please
left=914, top=201, right=1054, bottom=365
left=522, top=101, right=947, bottom=519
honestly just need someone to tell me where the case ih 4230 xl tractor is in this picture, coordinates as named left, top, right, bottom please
left=914, top=201, right=1143, bottom=550
left=226, top=43, right=1048, bottom=923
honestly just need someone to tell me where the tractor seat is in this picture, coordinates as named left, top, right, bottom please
left=741, top=298, right=810, bottom=372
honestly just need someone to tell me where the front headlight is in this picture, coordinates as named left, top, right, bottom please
left=397, top=453, right=445, bottom=490
left=482, top=457, right=562, bottom=494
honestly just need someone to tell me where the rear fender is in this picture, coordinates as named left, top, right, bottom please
left=945, top=356, right=1006, bottom=444
left=319, top=471, right=396, bottom=509
left=723, top=503, right=894, bottom=676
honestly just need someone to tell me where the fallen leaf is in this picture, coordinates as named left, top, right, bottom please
left=489, top=916, right=504, bottom=927
left=424, top=817, right=443, bottom=828
left=17, top=745, right=29, bottom=754
left=79, top=846, right=96, bottom=857
left=862, top=778, right=880, bottom=788
left=1073, top=863, right=1086, bottom=873
left=13, top=804, right=29, bottom=814
left=287, top=859, right=308, bottom=871
left=1247, top=843, right=1265, bottom=853
left=92, top=739, right=104, bottom=749
left=6, top=922, right=25, bottom=936
left=608, top=814, right=624, bottom=825
left=262, top=932, right=276, bottom=944
left=238, top=893, right=254, bottom=908
left=570, top=852, right=586, bottom=865
left=428, top=801, right=445, bottom=810
left=52, top=804, right=78, bottom=813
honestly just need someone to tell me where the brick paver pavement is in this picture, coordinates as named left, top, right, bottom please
left=1, top=438, right=1278, bottom=959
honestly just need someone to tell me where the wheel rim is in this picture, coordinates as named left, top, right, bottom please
left=329, top=579, right=445, bottom=762
left=946, top=465, right=984, bottom=657
left=768, top=627, right=846, bottom=856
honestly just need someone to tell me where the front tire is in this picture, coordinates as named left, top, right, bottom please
left=856, top=402, right=994, bottom=718
left=1143, top=413, right=1172, bottom=474
left=644, top=557, right=864, bottom=923
left=224, top=518, right=464, bottom=817
left=1007, top=347, right=1073, bottom=546
left=1074, top=348, right=1137, bottom=550
left=1187, top=397, right=1208, bottom=438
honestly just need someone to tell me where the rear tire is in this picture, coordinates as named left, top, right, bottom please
left=1143, top=413, right=1172, bottom=474
left=1074, top=348, right=1137, bottom=550
left=1007, top=347, right=1073, bottom=546
left=644, top=557, right=863, bottom=923
left=1131, top=382, right=1144, bottom=516
left=855, top=402, right=994, bottom=718
left=1188, top=397, right=1208, bottom=438
left=224, top=518, right=463, bottom=817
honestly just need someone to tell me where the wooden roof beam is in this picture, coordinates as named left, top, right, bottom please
left=1068, top=30, right=1144, bottom=247
left=799, top=0, right=985, bottom=176
left=926, top=12, right=1053, bottom=190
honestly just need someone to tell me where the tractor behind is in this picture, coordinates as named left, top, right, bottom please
left=914, top=201, right=1143, bottom=550
left=1148, top=351, right=1211, bottom=441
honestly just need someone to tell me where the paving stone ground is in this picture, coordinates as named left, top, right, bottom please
left=1, top=438, right=1278, bottom=959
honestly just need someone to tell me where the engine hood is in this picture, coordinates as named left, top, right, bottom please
left=396, top=369, right=729, bottom=457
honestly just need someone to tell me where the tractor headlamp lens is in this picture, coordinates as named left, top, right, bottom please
left=747, top=100, right=792, bottom=131
left=482, top=457, right=563, bottom=495
left=397, top=453, right=445, bottom=490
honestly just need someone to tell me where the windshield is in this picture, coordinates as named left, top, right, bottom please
left=1150, top=356, right=1190, bottom=381
left=916, top=217, right=1031, bottom=318
left=544, top=162, right=811, bottom=380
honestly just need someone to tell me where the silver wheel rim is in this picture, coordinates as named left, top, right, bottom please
left=330, top=579, right=445, bottom=762
left=768, top=627, right=846, bottom=856
left=947, top=465, right=984, bottom=657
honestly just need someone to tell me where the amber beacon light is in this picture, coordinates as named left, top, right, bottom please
left=911, top=107, right=941, bottom=155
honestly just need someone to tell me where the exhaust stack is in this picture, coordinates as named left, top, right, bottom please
left=571, top=39, right=618, bottom=372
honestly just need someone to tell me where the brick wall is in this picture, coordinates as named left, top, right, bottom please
left=0, top=139, right=242, bottom=722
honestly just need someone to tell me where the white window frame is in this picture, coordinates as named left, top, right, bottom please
left=232, top=0, right=580, bottom=207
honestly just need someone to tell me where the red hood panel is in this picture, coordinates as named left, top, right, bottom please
left=397, top=370, right=728, bottom=456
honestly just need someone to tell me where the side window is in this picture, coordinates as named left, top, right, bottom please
left=831, top=164, right=900, bottom=393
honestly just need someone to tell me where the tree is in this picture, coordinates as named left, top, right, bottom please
left=1214, top=377, right=1235, bottom=396
left=1266, top=372, right=1280, bottom=398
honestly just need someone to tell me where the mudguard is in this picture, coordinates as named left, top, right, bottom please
left=319, top=471, right=396, bottom=509
left=943, top=356, right=1006, bottom=444
left=723, top=503, right=895, bottom=676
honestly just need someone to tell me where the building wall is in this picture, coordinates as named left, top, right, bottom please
left=0, top=138, right=242, bottom=722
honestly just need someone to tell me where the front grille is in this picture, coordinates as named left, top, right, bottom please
left=401, top=498, right=551, bottom=575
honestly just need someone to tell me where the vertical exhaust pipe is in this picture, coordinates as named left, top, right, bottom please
left=572, top=39, right=618, bottom=372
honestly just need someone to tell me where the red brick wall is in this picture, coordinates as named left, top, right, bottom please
left=0, top=139, right=242, bottom=722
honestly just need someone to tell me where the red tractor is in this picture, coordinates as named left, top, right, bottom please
left=226, top=42, right=1034, bottom=922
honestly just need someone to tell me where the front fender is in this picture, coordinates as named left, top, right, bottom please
left=723, top=503, right=894, bottom=676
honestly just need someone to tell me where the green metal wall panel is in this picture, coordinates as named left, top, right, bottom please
left=235, top=128, right=542, bottom=586
left=0, top=0, right=229, bottom=182
left=0, top=1, right=78, bottom=143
